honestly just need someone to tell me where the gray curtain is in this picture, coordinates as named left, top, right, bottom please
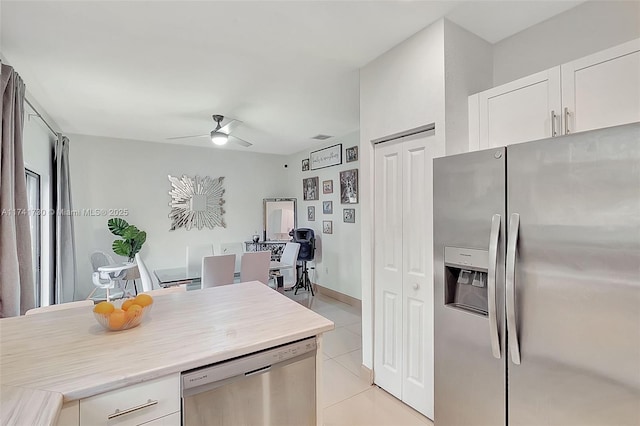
left=0, top=63, right=35, bottom=317
left=54, top=134, right=76, bottom=303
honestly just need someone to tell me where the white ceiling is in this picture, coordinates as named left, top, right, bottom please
left=1, top=1, right=583, bottom=155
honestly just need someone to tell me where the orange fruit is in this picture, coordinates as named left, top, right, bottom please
left=125, top=304, right=143, bottom=321
left=108, top=308, right=127, bottom=329
left=134, top=293, right=153, bottom=307
left=121, top=299, right=135, bottom=311
left=94, top=301, right=115, bottom=314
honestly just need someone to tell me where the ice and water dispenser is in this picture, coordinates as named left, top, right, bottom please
left=444, top=247, right=489, bottom=316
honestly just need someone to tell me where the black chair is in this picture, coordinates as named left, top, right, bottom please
left=292, top=228, right=315, bottom=295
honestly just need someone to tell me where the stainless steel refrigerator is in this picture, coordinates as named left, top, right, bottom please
left=433, top=122, right=640, bottom=425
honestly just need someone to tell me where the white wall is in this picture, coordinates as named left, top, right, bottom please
left=69, top=134, right=288, bottom=298
left=493, top=0, right=640, bottom=86
left=360, top=19, right=446, bottom=370
left=285, top=132, right=361, bottom=300
left=443, top=20, right=493, bottom=156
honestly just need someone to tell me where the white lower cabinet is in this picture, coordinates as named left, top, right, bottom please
left=55, top=374, right=181, bottom=426
left=138, top=412, right=181, bottom=425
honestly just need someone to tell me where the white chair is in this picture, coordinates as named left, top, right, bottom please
left=240, top=251, right=271, bottom=285
left=90, top=250, right=115, bottom=271
left=186, top=244, right=214, bottom=277
left=279, top=242, right=300, bottom=289
left=25, top=300, right=94, bottom=316
left=220, top=242, right=244, bottom=274
left=135, top=253, right=154, bottom=292
left=201, top=254, right=236, bottom=288
left=87, top=251, right=124, bottom=300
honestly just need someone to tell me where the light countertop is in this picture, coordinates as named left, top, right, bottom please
left=0, top=281, right=334, bottom=425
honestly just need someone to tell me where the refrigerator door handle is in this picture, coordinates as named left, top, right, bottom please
left=506, top=213, right=522, bottom=365
left=488, top=214, right=501, bottom=359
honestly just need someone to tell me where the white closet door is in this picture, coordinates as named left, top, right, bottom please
left=562, top=39, right=640, bottom=134
left=374, top=131, right=435, bottom=419
left=374, top=142, right=404, bottom=398
left=478, top=67, right=561, bottom=149
left=401, top=134, right=434, bottom=419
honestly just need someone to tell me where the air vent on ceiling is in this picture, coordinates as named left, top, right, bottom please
left=311, top=134, right=332, bottom=140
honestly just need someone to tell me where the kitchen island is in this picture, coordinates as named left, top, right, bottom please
left=0, top=281, right=334, bottom=425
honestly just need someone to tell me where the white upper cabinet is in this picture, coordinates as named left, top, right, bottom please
left=562, top=39, right=640, bottom=134
left=469, top=38, right=640, bottom=151
left=470, top=68, right=561, bottom=150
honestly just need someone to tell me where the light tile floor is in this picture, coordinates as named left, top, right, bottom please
left=286, top=289, right=433, bottom=426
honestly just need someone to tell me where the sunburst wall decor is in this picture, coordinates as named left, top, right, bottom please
left=168, top=175, right=226, bottom=231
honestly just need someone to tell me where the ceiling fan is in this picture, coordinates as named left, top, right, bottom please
left=167, top=115, right=253, bottom=147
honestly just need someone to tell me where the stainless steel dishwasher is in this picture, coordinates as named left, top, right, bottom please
left=181, top=337, right=317, bottom=426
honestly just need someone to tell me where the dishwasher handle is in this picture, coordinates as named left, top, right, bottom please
left=245, top=365, right=271, bottom=377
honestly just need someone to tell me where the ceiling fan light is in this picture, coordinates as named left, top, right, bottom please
left=211, top=131, right=228, bottom=146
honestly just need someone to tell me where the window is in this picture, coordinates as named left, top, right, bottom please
left=25, top=169, right=41, bottom=306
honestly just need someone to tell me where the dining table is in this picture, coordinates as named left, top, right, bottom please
left=154, top=261, right=293, bottom=288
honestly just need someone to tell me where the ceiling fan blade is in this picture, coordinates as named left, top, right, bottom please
left=218, top=119, right=243, bottom=135
left=230, top=135, right=253, bottom=147
left=166, top=134, right=209, bottom=140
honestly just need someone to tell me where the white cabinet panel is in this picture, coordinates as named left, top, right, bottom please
left=562, top=39, right=640, bottom=134
left=138, top=412, right=180, bottom=426
left=56, top=401, right=79, bottom=426
left=79, top=374, right=179, bottom=426
left=478, top=68, right=561, bottom=150
left=470, top=39, right=640, bottom=151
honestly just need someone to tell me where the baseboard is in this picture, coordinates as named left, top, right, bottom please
left=313, top=283, right=361, bottom=311
left=360, top=364, right=374, bottom=384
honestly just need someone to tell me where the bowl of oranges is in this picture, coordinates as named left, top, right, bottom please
left=93, top=293, right=154, bottom=331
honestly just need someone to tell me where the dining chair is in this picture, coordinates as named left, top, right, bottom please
left=25, top=300, right=95, bottom=316
left=186, top=244, right=214, bottom=277
left=278, top=242, right=301, bottom=289
left=135, top=253, right=154, bottom=292
left=220, top=242, right=244, bottom=274
left=201, top=254, right=236, bottom=288
left=240, top=251, right=271, bottom=285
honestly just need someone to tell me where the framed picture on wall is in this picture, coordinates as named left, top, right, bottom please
left=343, top=208, right=355, bottom=223
left=303, top=177, right=319, bottom=201
left=340, top=169, right=358, bottom=204
left=323, top=220, right=333, bottom=234
left=307, top=206, right=315, bottom=221
left=323, top=180, right=333, bottom=194
left=302, top=158, right=309, bottom=171
left=323, top=200, right=333, bottom=214
left=346, top=146, right=358, bottom=162
left=310, top=144, right=342, bottom=170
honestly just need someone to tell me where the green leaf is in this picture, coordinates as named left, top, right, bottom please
left=122, top=225, right=140, bottom=240
left=108, top=218, right=130, bottom=236
left=112, top=239, right=132, bottom=257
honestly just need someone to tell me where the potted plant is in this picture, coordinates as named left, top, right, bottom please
left=108, top=217, right=147, bottom=262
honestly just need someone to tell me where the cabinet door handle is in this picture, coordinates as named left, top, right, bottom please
left=412, top=283, right=419, bottom=290
left=564, top=107, right=571, bottom=134
left=551, top=110, right=557, bottom=137
left=107, top=399, right=158, bottom=420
